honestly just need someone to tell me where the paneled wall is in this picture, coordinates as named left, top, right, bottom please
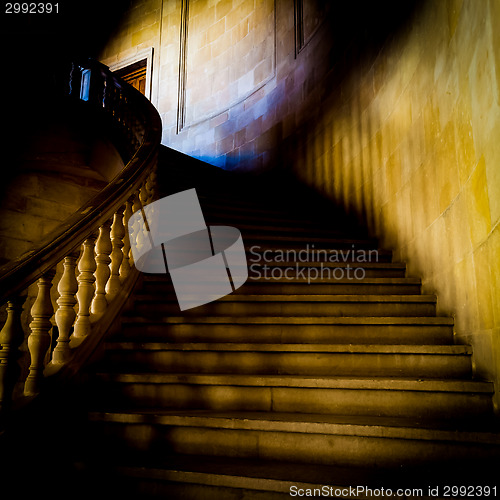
left=99, top=0, right=335, bottom=170
left=100, top=0, right=500, bottom=409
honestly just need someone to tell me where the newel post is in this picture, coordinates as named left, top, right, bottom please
left=25, top=270, right=56, bottom=396
left=0, top=296, right=26, bottom=411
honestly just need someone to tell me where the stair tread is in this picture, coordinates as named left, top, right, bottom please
left=95, top=455, right=498, bottom=492
left=132, top=294, right=437, bottom=303
left=249, top=261, right=404, bottom=267
left=104, top=342, right=471, bottom=354
left=107, top=460, right=375, bottom=493
left=143, top=277, right=421, bottom=284
left=122, top=316, right=454, bottom=325
left=87, top=453, right=500, bottom=493
left=86, top=409, right=500, bottom=443
left=95, top=373, right=493, bottom=392
left=244, top=235, right=379, bottom=244
left=220, top=221, right=375, bottom=235
left=206, top=215, right=364, bottom=233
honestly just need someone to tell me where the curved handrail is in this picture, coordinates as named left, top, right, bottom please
left=0, top=59, right=162, bottom=409
left=0, top=59, right=161, bottom=304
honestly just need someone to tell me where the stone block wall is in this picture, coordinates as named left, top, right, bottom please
left=283, top=0, right=500, bottom=411
left=99, top=0, right=500, bottom=410
left=100, top=0, right=330, bottom=171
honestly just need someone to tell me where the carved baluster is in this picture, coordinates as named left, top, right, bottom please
left=121, top=197, right=134, bottom=278
left=73, top=236, right=97, bottom=338
left=52, top=252, right=79, bottom=363
left=129, top=191, right=145, bottom=267
left=91, top=220, right=112, bottom=316
left=132, top=189, right=142, bottom=220
left=139, top=176, right=152, bottom=207
left=102, top=76, right=108, bottom=109
left=137, top=183, right=152, bottom=256
left=0, top=296, right=26, bottom=410
left=25, top=271, right=55, bottom=396
left=106, top=208, right=125, bottom=299
left=145, top=169, right=157, bottom=203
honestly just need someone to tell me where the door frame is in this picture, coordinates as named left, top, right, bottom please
left=108, top=47, right=154, bottom=101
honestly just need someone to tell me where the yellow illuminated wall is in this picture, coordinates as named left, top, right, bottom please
left=287, top=0, right=500, bottom=409
left=100, top=0, right=500, bottom=409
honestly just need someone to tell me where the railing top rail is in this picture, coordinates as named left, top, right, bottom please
left=0, top=58, right=162, bottom=305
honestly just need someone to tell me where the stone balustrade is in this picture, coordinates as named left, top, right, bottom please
left=0, top=58, right=160, bottom=415
left=0, top=178, right=155, bottom=409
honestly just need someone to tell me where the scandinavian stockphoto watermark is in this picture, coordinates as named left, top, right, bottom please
left=248, top=244, right=379, bottom=283
left=128, top=188, right=248, bottom=311
left=128, top=188, right=380, bottom=308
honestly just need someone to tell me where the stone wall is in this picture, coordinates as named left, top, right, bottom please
left=285, top=0, right=500, bottom=410
left=99, top=0, right=336, bottom=171
left=100, top=0, right=500, bottom=409
left=0, top=106, right=123, bottom=266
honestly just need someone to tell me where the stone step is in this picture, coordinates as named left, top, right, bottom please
left=247, top=261, right=407, bottom=278
left=242, top=238, right=380, bottom=252
left=198, top=197, right=303, bottom=218
left=101, top=343, right=472, bottom=378
left=141, top=276, right=422, bottom=296
left=130, top=294, right=437, bottom=317
left=137, top=256, right=403, bottom=278
left=204, top=208, right=362, bottom=234
left=198, top=193, right=364, bottom=234
left=84, top=410, right=500, bottom=469
left=163, top=239, right=386, bottom=258
left=241, top=229, right=382, bottom=247
left=73, top=452, right=500, bottom=500
left=119, top=316, right=455, bottom=344
left=92, top=373, right=493, bottom=419
left=207, top=218, right=367, bottom=238
left=245, top=246, right=393, bottom=262
left=159, top=188, right=369, bottom=237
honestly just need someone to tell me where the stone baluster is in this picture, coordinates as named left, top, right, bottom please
left=128, top=191, right=145, bottom=267
left=25, top=270, right=55, bottom=396
left=52, top=252, right=79, bottom=364
left=91, top=220, right=112, bottom=316
left=106, top=208, right=125, bottom=299
left=121, top=197, right=134, bottom=278
left=139, top=180, right=149, bottom=208
left=73, top=236, right=96, bottom=338
left=0, top=296, right=25, bottom=410
left=132, top=189, right=142, bottom=221
left=102, top=78, right=109, bottom=109
left=138, top=183, right=152, bottom=252
left=145, top=169, right=157, bottom=203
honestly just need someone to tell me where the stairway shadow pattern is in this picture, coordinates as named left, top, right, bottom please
left=62, top=162, right=500, bottom=498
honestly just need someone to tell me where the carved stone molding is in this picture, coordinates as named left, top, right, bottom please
left=109, top=47, right=154, bottom=101
left=177, top=0, right=277, bottom=132
left=294, top=0, right=330, bottom=57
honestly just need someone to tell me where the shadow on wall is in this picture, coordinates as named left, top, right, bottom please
left=281, top=0, right=500, bottom=412
left=275, top=0, right=421, bottom=215
left=180, top=0, right=421, bottom=176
